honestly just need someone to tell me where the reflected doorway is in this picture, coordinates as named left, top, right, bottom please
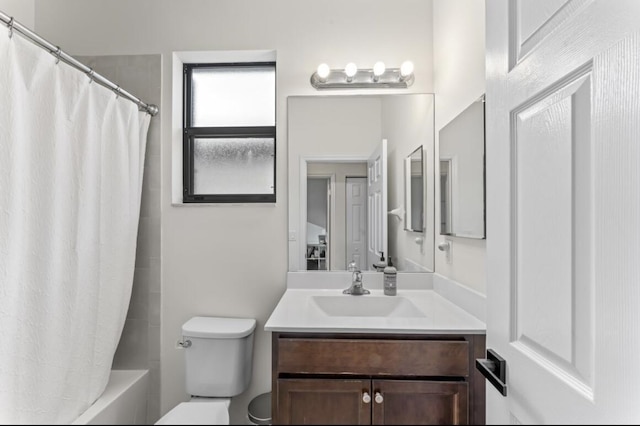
left=306, top=161, right=368, bottom=271
left=306, top=176, right=330, bottom=270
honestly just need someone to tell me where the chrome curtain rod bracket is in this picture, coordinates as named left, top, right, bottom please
left=0, top=10, right=159, bottom=117
left=54, top=46, right=61, bottom=64
left=145, top=104, right=159, bottom=116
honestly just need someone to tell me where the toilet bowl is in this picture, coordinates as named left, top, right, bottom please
left=155, top=316, right=256, bottom=425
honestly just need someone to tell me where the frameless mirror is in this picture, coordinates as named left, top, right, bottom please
left=288, top=94, right=435, bottom=272
left=404, top=146, right=424, bottom=233
left=439, top=95, right=486, bottom=239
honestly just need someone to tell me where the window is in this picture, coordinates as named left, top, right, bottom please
left=183, top=62, right=276, bottom=203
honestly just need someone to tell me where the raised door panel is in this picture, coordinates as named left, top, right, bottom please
left=372, top=380, right=469, bottom=425
left=346, top=177, right=368, bottom=270
left=276, top=378, right=371, bottom=425
left=512, top=70, right=594, bottom=388
left=510, top=0, right=593, bottom=67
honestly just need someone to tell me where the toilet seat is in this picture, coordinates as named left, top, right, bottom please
left=155, top=400, right=230, bottom=425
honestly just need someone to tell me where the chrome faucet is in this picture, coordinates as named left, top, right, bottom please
left=343, top=261, right=370, bottom=295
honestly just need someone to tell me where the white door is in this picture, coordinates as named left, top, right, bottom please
left=485, top=0, right=640, bottom=424
left=367, top=139, right=387, bottom=271
left=346, top=177, right=367, bottom=270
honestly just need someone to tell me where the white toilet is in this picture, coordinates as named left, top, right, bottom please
left=156, top=316, right=257, bottom=425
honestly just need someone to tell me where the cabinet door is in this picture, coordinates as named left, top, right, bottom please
left=277, top=378, right=371, bottom=425
left=372, top=380, right=468, bottom=425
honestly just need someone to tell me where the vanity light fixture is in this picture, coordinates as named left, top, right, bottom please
left=310, top=60, right=415, bottom=89
left=344, top=62, right=358, bottom=82
left=316, top=63, right=330, bottom=82
left=372, top=61, right=386, bottom=82
left=400, top=60, right=414, bottom=81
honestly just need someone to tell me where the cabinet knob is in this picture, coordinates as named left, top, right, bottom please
left=362, top=392, right=371, bottom=404
left=375, top=392, right=384, bottom=404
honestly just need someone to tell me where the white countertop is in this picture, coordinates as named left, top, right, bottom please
left=264, top=288, right=486, bottom=335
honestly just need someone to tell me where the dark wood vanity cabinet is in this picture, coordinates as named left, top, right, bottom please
left=271, top=332, right=486, bottom=425
left=277, top=378, right=468, bottom=425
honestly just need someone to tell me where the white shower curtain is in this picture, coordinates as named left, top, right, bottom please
left=0, top=31, right=150, bottom=424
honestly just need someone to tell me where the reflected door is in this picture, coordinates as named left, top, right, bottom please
left=346, top=177, right=367, bottom=270
left=367, top=139, right=387, bottom=271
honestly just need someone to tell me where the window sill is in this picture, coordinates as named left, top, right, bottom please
left=171, top=202, right=277, bottom=207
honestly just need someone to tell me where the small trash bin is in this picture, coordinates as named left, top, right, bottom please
left=248, top=392, right=271, bottom=425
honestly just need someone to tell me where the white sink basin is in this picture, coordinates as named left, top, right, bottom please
left=311, top=295, right=426, bottom=318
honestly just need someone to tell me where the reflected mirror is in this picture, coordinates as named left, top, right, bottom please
left=439, top=95, right=485, bottom=239
left=404, top=146, right=424, bottom=233
left=288, top=94, right=435, bottom=272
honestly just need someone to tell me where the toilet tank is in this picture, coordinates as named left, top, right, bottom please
left=182, top=316, right=256, bottom=397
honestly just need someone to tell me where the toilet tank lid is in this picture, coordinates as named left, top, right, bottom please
left=182, top=316, right=257, bottom=339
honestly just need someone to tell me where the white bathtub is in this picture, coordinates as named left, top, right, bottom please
left=72, top=370, right=149, bottom=425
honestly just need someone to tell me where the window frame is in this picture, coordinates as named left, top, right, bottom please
left=183, top=61, right=276, bottom=203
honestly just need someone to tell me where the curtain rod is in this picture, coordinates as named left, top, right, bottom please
left=0, top=11, right=159, bottom=116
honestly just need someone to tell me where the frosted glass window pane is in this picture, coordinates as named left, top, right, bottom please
left=192, top=66, right=275, bottom=127
left=193, top=138, right=274, bottom=194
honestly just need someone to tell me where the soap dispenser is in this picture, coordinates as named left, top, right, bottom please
left=373, top=252, right=386, bottom=272
left=383, top=257, right=397, bottom=296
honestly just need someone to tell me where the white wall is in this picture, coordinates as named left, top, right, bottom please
left=382, top=95, right=435, bottom=272
left=0, top=0, right=34, bottom=28
left=33, top=1, right=435, bottom=423
left=307, top=179, right=328, bottom=231
left=433, top=0, right=486, bottom=294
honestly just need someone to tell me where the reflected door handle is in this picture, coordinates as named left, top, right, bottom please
left=476, top=348, right=507, bottom=396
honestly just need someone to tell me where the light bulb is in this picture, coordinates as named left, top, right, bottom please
left=373, top=61, right=386, bottom=77
left=345, top=62, right=358, bottom=78
left=400, top=60, right=414, bottom=78
left=316, top=63, right=330, bottom=80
